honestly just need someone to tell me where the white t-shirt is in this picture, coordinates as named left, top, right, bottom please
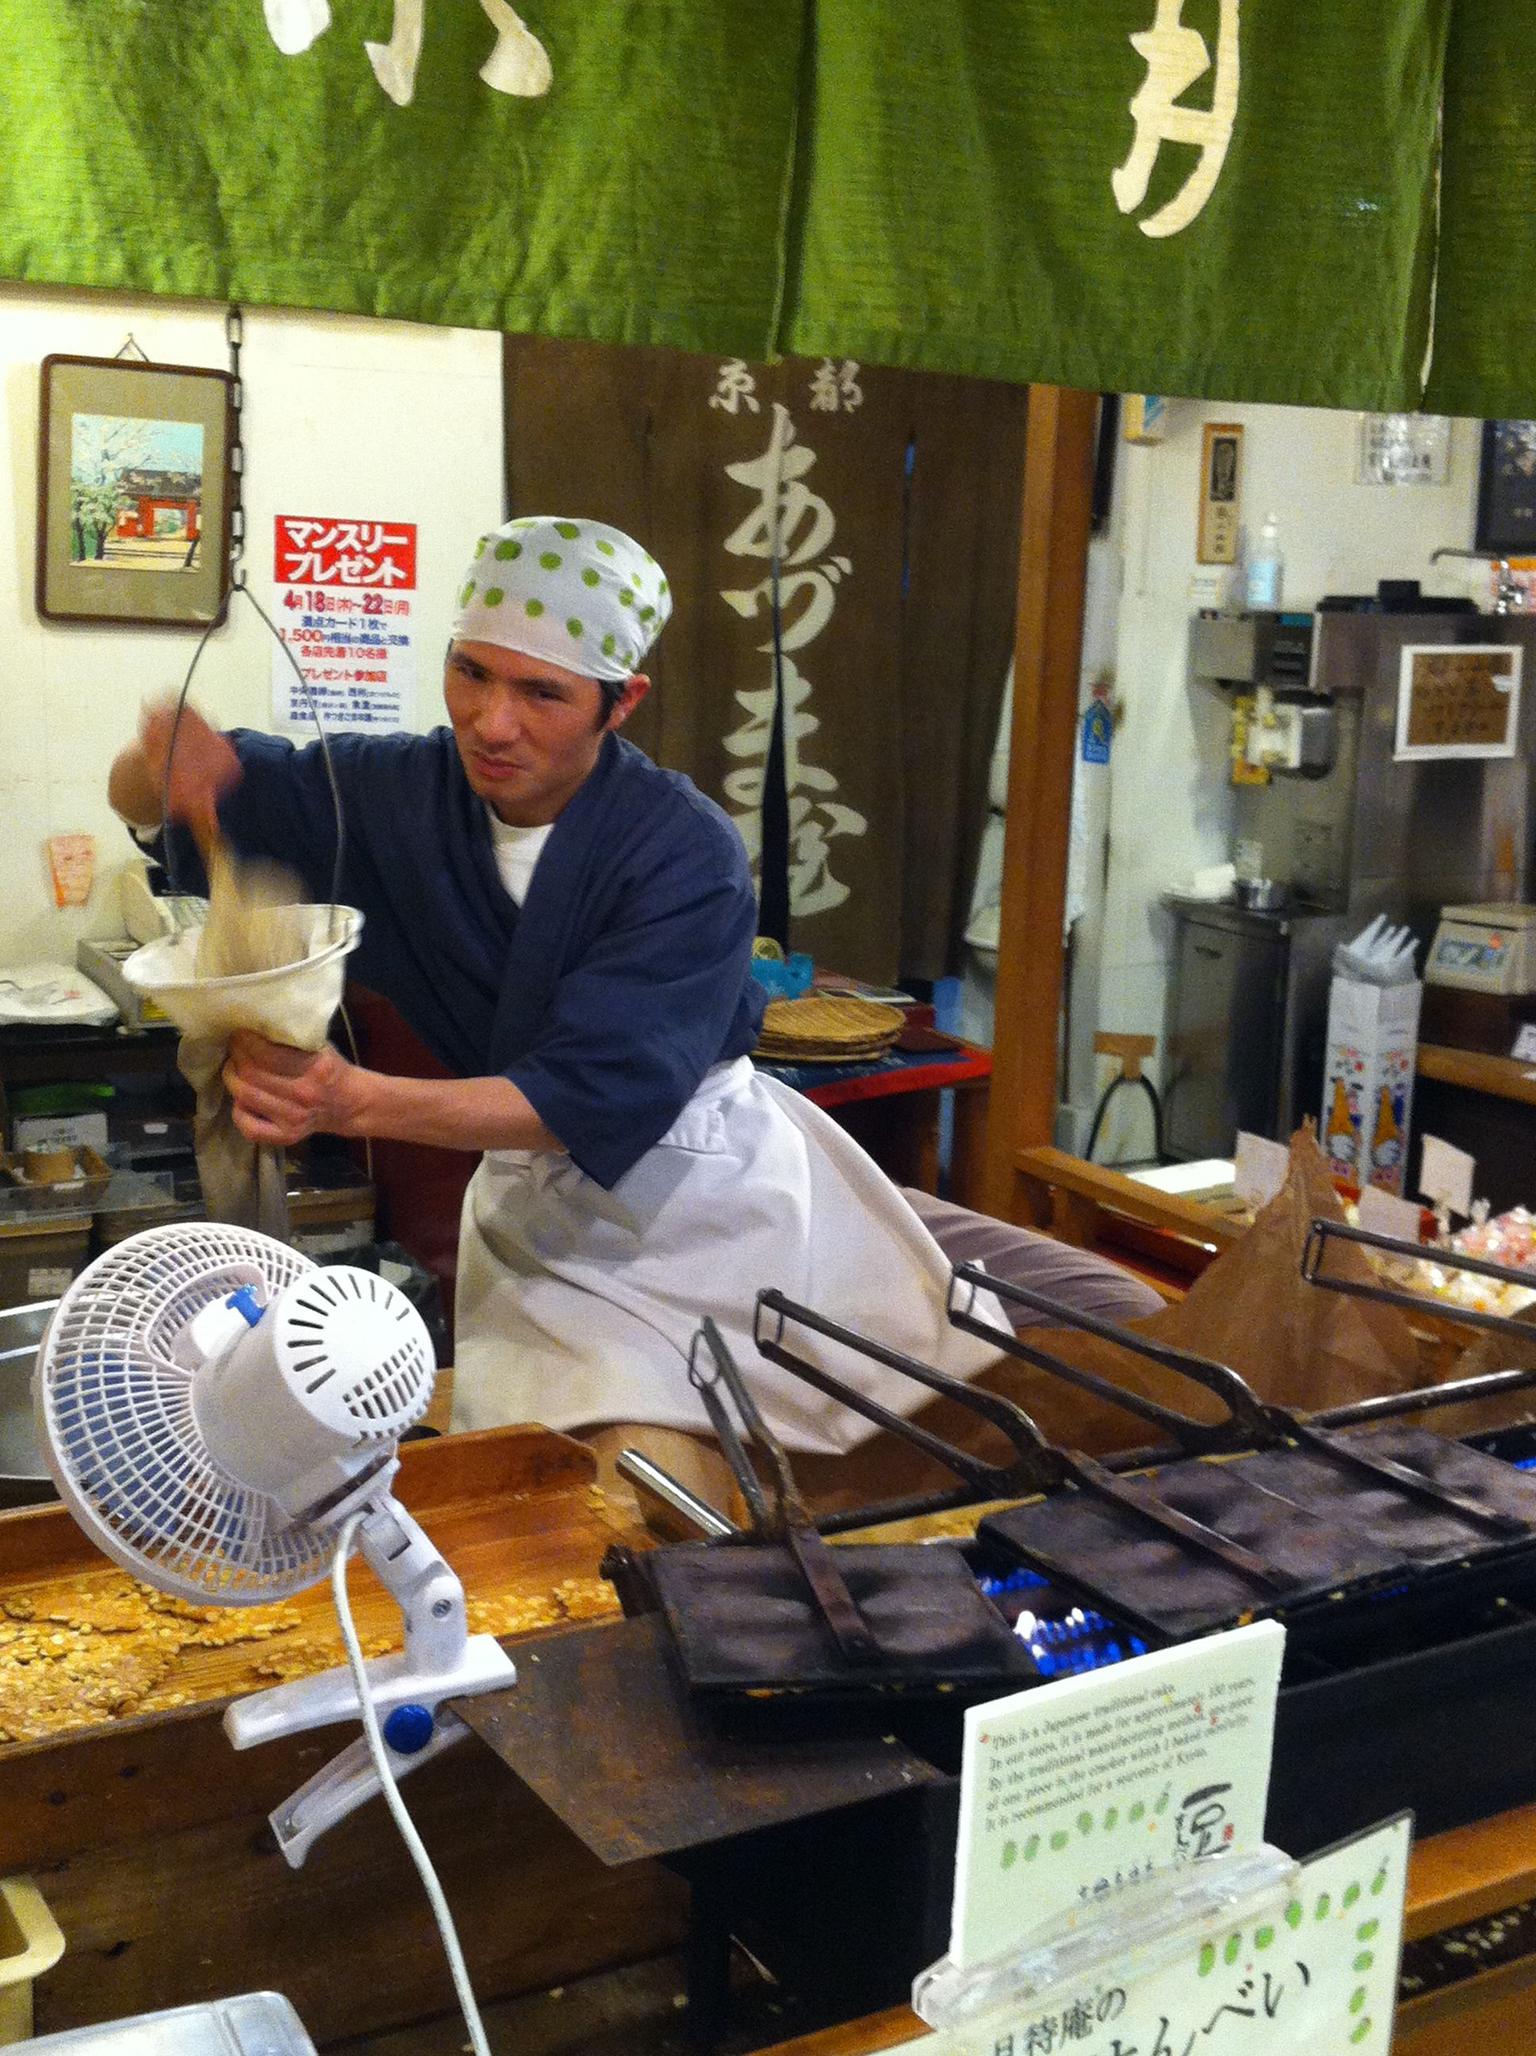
left=487, top=809, right=555, bottom=907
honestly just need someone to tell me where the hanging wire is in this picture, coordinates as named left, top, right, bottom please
left=113, top=334, right=151, bottom=362
left=159, top=307, right=347, bottom=925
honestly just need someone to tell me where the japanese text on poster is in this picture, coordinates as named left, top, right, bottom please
left=272, top=516, right=417, bottom=734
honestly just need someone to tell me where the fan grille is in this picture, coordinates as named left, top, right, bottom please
left=40, top=1224, right=336, bottom=1603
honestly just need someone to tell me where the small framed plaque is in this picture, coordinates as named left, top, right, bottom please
left=1197, top=422, right=1242, bottom=565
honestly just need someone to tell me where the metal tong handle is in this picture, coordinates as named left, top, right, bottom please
left=947, top=1262, right=1274, bottom=1454
left=753, top=1292, right=1287, bottom=1585
left=947, top=1265, right=1525, bottom=1544
left=688, top=1318, right=806, bottom=1537
left=687, top=1319, right=881, bottom=1666
left=1302, top=1218, right=1536, bottom=1343
left=753, top=1288, right=1063, bottom=1498
left=1284, top=1418, right=1527, bottom=1538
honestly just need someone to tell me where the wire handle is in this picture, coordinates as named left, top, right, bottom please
left=753, top=1287, right=1062, bottom=1497
left=947, top=1262, right=1274, bottom=1454
left=686, top=1318, right=882, bottom=1664
left=1301, top=1217, right=1536, bottom=1342
left=687, top=1318, right=787, bottom=1534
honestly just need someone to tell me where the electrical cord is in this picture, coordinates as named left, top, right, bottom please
left=332, top=1510, right=493, bottom=2056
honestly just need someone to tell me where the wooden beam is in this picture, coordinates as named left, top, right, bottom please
left=981, top=385, right=1100, bottom=1218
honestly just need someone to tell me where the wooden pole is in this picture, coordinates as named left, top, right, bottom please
left=980, top=385, right=1100, bottom=1220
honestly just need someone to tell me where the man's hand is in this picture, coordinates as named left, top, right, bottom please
left=223, top=1038, right=562, bottom=1153
left=222, top=1032, right=371, bottom=1146
left=142, top=701, right=242, bottom=844
left=110, top=699, right=242, bottom=844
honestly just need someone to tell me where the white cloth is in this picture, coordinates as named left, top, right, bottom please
left=486, top=811, right=554, bottom=906
left=452, top=516, right=671, bottom=683
left=450, top=1058, right=1007, bottom=1457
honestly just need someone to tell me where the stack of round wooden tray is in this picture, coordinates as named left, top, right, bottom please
left=754, top=993, right=905, bottom=1063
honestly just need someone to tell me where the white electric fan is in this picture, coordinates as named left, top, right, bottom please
left=32, top=1220, right=516, bottom=1868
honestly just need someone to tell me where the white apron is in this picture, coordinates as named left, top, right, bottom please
left=450, top=1057, right=1006, bottom=1457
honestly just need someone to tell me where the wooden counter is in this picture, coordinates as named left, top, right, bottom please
left=751, top=1802, right=1536, bottom=2056
left=1413, top=1043, right=1536, bottom=1215
left=1417, top=1042, right=1536, bottom=1108
left=0, top=1428, right=688, bottom=2044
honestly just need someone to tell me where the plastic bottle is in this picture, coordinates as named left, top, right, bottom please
left=1244, top=512, right=1284, bottom=610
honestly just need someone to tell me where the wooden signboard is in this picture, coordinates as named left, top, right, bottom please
left=1197, top=422, right=1243, bottom=564
left=1395, top=644, right=1522, bottom=758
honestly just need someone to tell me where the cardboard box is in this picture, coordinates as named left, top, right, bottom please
left=0, top=1213, right=91, bottom=1308
left=10, top=1112, right=109, bottom=1157
left=0, top=1149, right=112, bottom=1220
left=1321, top=976, right=1423, bottom=1195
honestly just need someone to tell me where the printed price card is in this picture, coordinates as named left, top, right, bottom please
left=1234, top=1132, right=1290, bottom=1210
left=1419, top=1134, right=1476, bottom=1217
left=1356, top=1183, right=1424, bottom=1245
left=951, top=1622, right=1285, bottom=1970
left=924, top=1813, right=1410, bottom=2056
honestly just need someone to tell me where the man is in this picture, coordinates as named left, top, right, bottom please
left=110, top=516, right=1009, bottom=1502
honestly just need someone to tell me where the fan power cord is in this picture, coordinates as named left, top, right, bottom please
left=332, top=1511, right=493, bottom=2056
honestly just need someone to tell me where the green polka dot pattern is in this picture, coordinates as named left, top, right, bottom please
left=451, top=516, right=672, bottom=683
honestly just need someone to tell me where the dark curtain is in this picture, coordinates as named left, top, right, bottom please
left=503, top=335, right=1024, bottom=984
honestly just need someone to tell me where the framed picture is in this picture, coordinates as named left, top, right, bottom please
left=1474, top=419, right=1536, bottom=556
left=36, top=353, right=234, bottom=627
left=1394, top=642, right=1522, bottom=761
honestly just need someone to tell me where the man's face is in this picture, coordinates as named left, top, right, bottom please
left=443, top=641, right=648, bottom=825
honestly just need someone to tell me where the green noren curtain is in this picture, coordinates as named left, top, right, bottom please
left=2, top=1, right=802, bottom=355
left=1427, top=0, right=1536, bottom=418
left=0, top=1, right=1532, bottom=416
left=784, top=0, right=1448, bottom=413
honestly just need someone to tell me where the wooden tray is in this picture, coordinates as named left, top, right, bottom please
left=0, top=1425, right=687, bottom=2045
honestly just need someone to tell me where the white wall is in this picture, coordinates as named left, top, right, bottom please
left=0, top=284, right=502, bottom=964
left=1087, top=401, right=1484, bottom=1160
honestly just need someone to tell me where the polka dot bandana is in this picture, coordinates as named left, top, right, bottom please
left=451, top=516, right=672, bottom=684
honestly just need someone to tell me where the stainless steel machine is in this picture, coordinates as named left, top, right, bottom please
left=1163, top=602, right=1536, bottom=1159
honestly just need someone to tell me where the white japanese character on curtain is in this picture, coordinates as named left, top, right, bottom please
left=1113, top=0, right=1240, bottom=239
left=263, top=0, right=551, bottom=107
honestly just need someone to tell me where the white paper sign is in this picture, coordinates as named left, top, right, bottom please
left=1355, top=1183, right=1423, bottom=1246
left=271, top=515, right=417, bottom=734
left=951, top=1623, right=1286, bottom=1971
left=1512, top=1022, right=1536, bottom=1063
left=1358, top=411, right=1451, bottom=487
left=1234, top=1133, right=1290, bottom=1211
left=932, top=1814, right=1411, bottom=2056
left=1394, top=643, right=1522, bottom=761
left=1419, top=1133, right=1476, bottom=1217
